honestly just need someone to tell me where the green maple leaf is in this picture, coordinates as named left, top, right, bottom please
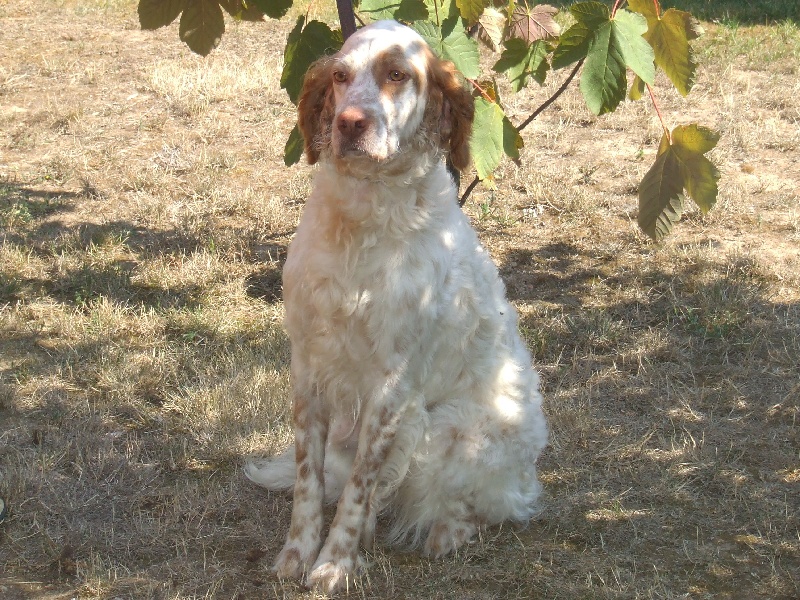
left=470, top=97, right=523, bottom=180
left=138, top=0, right=185, bottom=30
left=423, top=0, right=460, bottom=25
left=284, top=124, right=304, bottom=167
left=551, top=18, right=592, bottom=70
left=582, top=7, right=654, bottom=114
left=220, top=0, right=266, bottom=22
left=628, top=0, right=703, bottom=97
left=179, top=0, right=225, bottom=56
left=552, top=2, right=654, bottom=115
left=359, top=0, right=428, bottom=22
left=413, top=18, right=479, bottom=79
left=281, top=17, right=343, bottom=105
left=250, top=0, right=293, bottom=19
left=494, top=38, right=550, bottom=92
left=638, top=124, right=720, bottom=241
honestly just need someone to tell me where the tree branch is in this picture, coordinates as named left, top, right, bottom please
left=336, top=0, right=356, bottom=39
left=459, top=58, right=585, bottom=207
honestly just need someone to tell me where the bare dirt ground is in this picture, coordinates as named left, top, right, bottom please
left=1, top=1, right=798, bottom=599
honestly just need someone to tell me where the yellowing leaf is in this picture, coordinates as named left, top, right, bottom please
left=638, top=124, right=720, bottom=240
left=629, top=74, right=645, bottom=100
left=626, top=0, right=656, bottom=22
left=671, top=125, right=720, bottom=212
left=476, top=78, right=500, bottom=102
left=629, top=0, right=702, bottom=96
left=672, top=122, right=719, bottom=155
left=456, top=0, right=487, bottom=24
left=638, top=147, right=685, bottom=241
left=478, top=7, right=505, bottom=50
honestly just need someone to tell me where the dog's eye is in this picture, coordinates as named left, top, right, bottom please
left=388, top=70, right=406, bottom=82
left=333, top=71, right=348, bottom=84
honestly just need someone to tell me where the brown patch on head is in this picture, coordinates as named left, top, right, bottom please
left=422, top=46, right=474, bottom=171
left=371, top=45, right=420, bottom=100
left=298, top=57, right=337, bottom=164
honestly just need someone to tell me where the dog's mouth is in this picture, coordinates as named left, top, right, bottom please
left=333, top=136, right=392, bottom=163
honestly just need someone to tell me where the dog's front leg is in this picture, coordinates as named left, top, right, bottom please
left=273, top=390, right=328, bottom=580
left=306, top=391, right=405, bottom=593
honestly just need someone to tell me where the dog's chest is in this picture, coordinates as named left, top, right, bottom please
left=288, top=235, right=436, bottom=330
left=283, top=214, right=447, bottom=391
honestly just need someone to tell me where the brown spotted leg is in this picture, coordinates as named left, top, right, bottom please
left=272, top=390, right=328, bottom=580
left=306, top=399, right=404, bottom=593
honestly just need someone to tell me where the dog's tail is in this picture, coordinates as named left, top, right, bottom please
left=244, top=446, right=297, bottom=492
left=245, top=445, right=352, bottom=503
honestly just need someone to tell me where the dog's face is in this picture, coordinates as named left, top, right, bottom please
left=329, top=22, right=429, bottom=162
left=298, top=20, right=474, bottom=171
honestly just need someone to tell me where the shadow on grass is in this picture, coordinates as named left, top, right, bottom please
left=503, top=243, right=797, bottom=399
left=1, top=182, right=290, bottom=310
left=2, top=191, right=799, bottom=597
left=498, top=240, right=799, bottom=598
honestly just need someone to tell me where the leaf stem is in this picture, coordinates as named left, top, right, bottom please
left=459, top=58, right=584, bottom=206
left=651, top=0, right=661, bottom=18
left=467, top=79, right=495, bottom=103
left=647, top=83, right=671, bottom=143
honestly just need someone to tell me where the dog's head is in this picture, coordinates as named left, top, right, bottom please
left=297, top=20, right=475, bottom=172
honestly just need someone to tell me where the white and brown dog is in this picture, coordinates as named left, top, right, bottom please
left=246, top=20, right=548, bottom=593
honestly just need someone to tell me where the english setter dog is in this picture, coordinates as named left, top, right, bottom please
left=246, top=19, right=548, bottom=593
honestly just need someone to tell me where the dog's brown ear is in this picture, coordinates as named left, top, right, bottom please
left=298, top=58, right=335, bottom=165
left=427, top=55, right=475, bottom=171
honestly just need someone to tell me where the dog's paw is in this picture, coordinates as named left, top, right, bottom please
left=423, top=519, right=477, bottom=558
left=273, top=544, right=317, bottom=581
left=306, top=558, right=357, bottom=594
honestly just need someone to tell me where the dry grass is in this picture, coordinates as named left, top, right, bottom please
left=1, top=1, right=799, bottom=599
